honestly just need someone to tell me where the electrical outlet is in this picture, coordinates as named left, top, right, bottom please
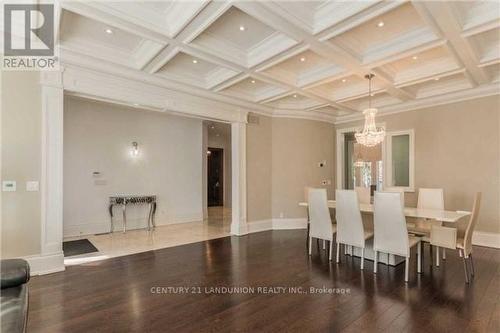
left=321, top=180, right=328, bottom=186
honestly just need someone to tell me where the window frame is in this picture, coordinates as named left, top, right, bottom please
left=384, top=129, right=415, bottom=192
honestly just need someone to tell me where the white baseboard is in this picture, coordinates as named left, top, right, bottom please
left=244, top=221, right=500, bottom=250
left=247, top=219, right=273, bottom=233
left=272, top=218, right=308, bottom=230
left=159, top=215, right=204, bottom=225
left=245, top=218, right=307, bottom=234
left=230, top=218, right=249, bottom=236
left=63, top=214, right=204, bottom=237
left=64, top=223, right=110, bottom=237
left=23, top=252, right=65, bottom=276
left=472, top=231, right=500, bottom=248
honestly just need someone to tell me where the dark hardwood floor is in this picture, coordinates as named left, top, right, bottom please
left=28, top=230, right=499, bottom=332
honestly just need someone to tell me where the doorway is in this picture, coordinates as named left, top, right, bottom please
left=207, top=147, right=224, bottom=206
left=337, top=128, right=383, bottom=196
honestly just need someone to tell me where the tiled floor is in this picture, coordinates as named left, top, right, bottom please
left=64, top=207, right=231, bottom=265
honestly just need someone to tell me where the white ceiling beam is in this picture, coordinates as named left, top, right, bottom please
left=414, top=1, right=489, bottom=85
left=236, top=1, right=413, bottom=105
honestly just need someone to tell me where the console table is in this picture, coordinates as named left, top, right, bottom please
left=108, top=195, right=157, bottom=233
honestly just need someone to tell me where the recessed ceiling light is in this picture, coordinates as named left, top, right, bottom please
left=293, top=94, right=297, bottom=98
left=300, top=57, right=306, bottom=62
left=412, top=56, right=418, bottom=60
left=105, top=28, right=113, bottom=34
left=434, top=77, right=440, bottom=81
left=342, top=79, right=347, bottom=83
left=133, top=103, right=139, bottom=106
left=377, top=21, right=385, bottom=28
left=192, top=59, right=198, bottom=64
left=239, top=26, right=245, bottom=31
left=210, top=125, right=215, bottom=129
left=251, top=79, right=256, bottom=83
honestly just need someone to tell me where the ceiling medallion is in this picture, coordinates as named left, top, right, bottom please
left=355, top=74, right=385, bottom=147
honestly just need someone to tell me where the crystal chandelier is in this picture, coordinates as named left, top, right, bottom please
left=355, top=74, right=385, bottom=147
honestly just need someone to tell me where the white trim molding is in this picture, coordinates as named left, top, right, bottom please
left=246, top=220, right=273, bottom=234
left=384, top=129, right=415, bottom=193
left=23, top=252, right=65, bottom=276
left=472, top=231, right=500, bottom=249
left=40, top=70, right=65, bottom=273
left=230, top=122, right=248, bottom=236
left=272, top=218, right=308, bottom=230
left=246, top=218, right=308, bottom=234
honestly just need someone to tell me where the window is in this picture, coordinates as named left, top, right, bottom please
left=385, top=129, right=415, bottom=192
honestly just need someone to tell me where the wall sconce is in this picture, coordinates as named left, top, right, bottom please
left=131, top=142, right=139, bottom=157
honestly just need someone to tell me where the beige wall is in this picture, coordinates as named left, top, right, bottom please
left=271, top=118, right=335, bottom=219
left=337, top=95, right=500, bottom=234
left=1, top=71, right=42, bottom=257
left=247, top=114, right=273, bottom=222
left=64, top=97, right=203, bottom=236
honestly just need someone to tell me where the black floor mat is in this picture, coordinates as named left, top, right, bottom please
left=63, top=239, right=99, bottom=257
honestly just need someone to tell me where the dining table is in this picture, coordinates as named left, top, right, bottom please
left=299, top=200, right=471, bottom=266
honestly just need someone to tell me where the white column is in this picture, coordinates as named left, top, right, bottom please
left=39, top=70, right=65, bottom=273
left=231, top=121, right=247, bottom=235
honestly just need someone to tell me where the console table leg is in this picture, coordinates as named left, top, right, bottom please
left=152, top=202, right=157, bottom=229
left=122, top=203, right=127, bottom=233
left=109, top=204, right=114, bottom=233
left=147, top=203, right=153, bottom=231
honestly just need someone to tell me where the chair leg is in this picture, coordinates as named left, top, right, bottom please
left=323, top=240, right=326, bottom=250
left=329, top=241, right=333, bottom=261
left=436, top=246, right=440, bottom=267
left=308, top=237, right=312, bottom=256
left=442, top=248, right=446, bottom=260
left=360, top=248, right=365, bottom=270
left=470, top=254, right=475, bottom=277
left=405, top=257, right=410, bottom=282
left=336, top=242, right=340, bottom=263
left=429, top=245, right=433, bottom=266
left=417, top=242, right=422, bottom=274
left=373, top=251, right=378, bottom=273
left=306, top=223, right=310, bottom=248
left=463, top=255, right=470, bottom=283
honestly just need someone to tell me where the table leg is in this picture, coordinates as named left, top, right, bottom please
left=109, top=204, right=114, bottom=233
left=152, top=202, right=157, bottom=229
left=147, top=203, right=153, bottom=231
left=122, top=203, right=127, bottom=233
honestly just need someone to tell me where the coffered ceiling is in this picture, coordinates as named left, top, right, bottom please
left=58, top=0, right=500, bottom=123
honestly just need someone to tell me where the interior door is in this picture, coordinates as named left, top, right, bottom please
left=207, top=148, right=224, bottom=206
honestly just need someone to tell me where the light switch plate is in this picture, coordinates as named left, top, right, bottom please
left=26, top=181, right=39, bottom=192
left=2, top=181, right=16, bottom=192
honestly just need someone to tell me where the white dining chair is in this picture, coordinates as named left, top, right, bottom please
left=373, top=192, right=422, bottom=282
left=335, top=190, right=373, bottom=269
left=354, top=186, right=371, bottom=204
left=308, top=188, right=337, bottom=261
left=430, top=192, right=481, bottom=283
left=408, top=188, right=445, bottom=266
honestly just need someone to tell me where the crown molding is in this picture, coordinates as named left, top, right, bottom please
left=335, top=82, right=500, bottom=124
